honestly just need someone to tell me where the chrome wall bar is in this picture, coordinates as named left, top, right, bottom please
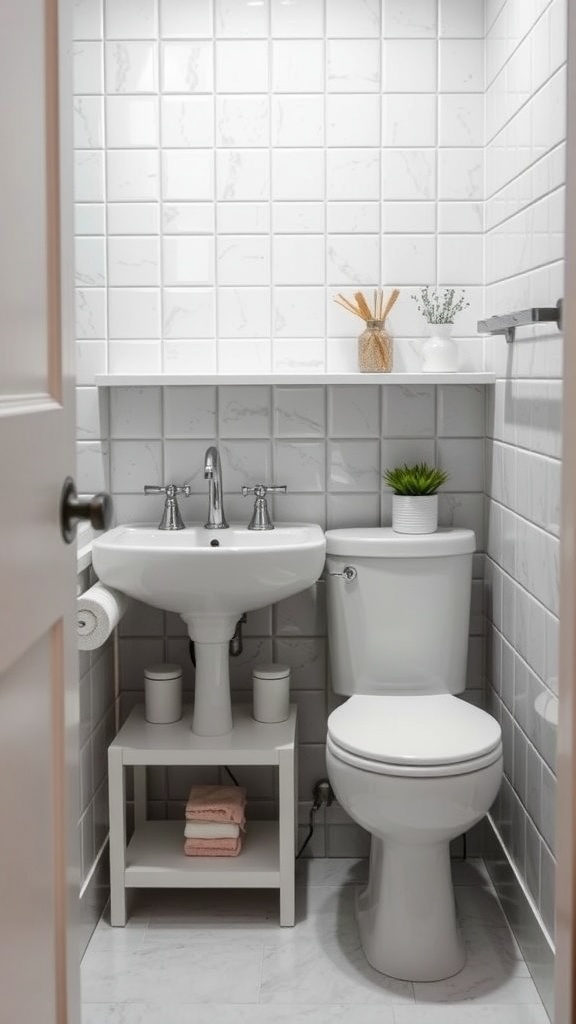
left=477, top=298, right=563, bottom=344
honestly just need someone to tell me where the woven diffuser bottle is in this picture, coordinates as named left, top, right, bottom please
left=335, top=289, right=399, bottom=373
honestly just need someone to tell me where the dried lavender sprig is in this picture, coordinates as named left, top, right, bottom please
left=411, top=286, right=470, bottom=324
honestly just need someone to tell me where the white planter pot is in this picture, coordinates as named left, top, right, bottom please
left=392, top=494, right=438, bottom=534
left=421, top=324, right=458, bottom=373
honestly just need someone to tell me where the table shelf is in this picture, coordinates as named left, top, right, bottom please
left=108, top=704, right=297, bottom=927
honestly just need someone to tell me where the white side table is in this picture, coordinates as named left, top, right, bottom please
left=107, top=703, right=298, bottom=927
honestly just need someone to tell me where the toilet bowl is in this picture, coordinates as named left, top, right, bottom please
left=324, top=528, right=503, bottom=982
left=327, top=694, right=502, bottom=981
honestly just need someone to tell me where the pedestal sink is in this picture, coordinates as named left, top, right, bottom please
left=92, top=523, right=326, bottom=736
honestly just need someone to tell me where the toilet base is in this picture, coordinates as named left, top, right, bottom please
left=356, top=836, right=466, bottom=982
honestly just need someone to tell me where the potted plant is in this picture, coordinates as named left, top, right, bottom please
left=411, top=287, right=470, bottom=372
left=384, top=462, right=449, bottom=534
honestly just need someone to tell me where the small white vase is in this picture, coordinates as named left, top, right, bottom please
left=392, top=494, right=438, bottom=534
left=421, top=324, right=458, bottom=373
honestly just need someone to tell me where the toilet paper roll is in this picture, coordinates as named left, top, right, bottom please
left=77, top=582, right=128, bottom=651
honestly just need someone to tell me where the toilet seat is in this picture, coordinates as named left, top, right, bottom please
left=327, top=694, right=502, bottom=778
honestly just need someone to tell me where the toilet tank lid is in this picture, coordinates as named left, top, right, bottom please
left=325, top=527, right=475, bottom=557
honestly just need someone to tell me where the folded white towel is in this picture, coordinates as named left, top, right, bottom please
left=183, top=822, right=241, bottom=840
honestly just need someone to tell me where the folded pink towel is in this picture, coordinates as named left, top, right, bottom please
left=185, top=785, right=247, bottom=824
left=184, top=836, right=243, bottom=857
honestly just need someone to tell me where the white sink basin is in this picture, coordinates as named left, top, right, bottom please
left=92, top=522, right=326, bottom=736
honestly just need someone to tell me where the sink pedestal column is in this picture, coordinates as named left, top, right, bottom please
left=183, top=615, right=237, bottom=736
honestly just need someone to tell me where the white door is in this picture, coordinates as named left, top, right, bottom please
left=0, top=2, right=80, bottom=1022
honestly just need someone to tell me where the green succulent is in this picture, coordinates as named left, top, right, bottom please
left=384, top=462, right=449, bottom=496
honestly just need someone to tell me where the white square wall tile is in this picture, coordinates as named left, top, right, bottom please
left=75, top=203, right=106, bottom=235
left=437, top=385, right=485, bottom=437
left=73, top=0, right=103, bottom=41
left=75, top=237, right=105, bottom=286
left=76, top=289, right=106, bottom=339
left=108, top=341, right=161, bottom=373
left=217, top=237, right=270, bottom=286
left=163, top=236, right=214, bottom=286
left=274, top=387, right=326, bottom=437
left=327, top=96, right=381, bottom=147
left=272, top=41, right=324, bottom=93
left=439, top=149, right=483, bottom=200
left=329, top=440, right=381, bottom=492
left=218, top=386, right=272, bottom=438
left=163, top=288, right=215, bottom=339
left=107, top=150, right=159, bottom=201
left=381, top=439, right=436, bottom=482
left=162, top=97, right=214, bottom=148
left=382, top=150, right=436, bottom=200
left=108, top=236, right=159, bottom=287
left=327, top=235, right=380, bottom=286
left=73, top=42, right=104, bottom=94
left=382, top=94, right=437, bottom=147
left=329, top=385, right=380, bottom=437
left=106, top=96, right=158, bottom=147
left=164, top=340, right=217, bottom=374
left=273, top=287, right=326, bottom=338
left=439, top=40, right=484, bottom=92
left=107, top=203, right=159, bottom=235
left=219, top=439, right=272, bottom=490
left=272, top=339, right=326, bottom=374
left=74, top=151, right=105, bottom=202
left=110, top=387, right=162, bottom=439
left=382, top=385, right=436, bottom=437
left=160, top=0, right=212, bottom=38
left=438, top=235, right=483, bottom=286
left=105, top=41, right=157, bottom=93
left=327, top=0, right=380, bottom=37
left=440, top=0, right=485, bottom=37
left=327, top=150, right=380, bottom=201
left=104, top=0, right=156, bottom=39
left=217, top=339, right=271, bottom=374
left=215, top=0, right=267, bottom=37
left=327, top=40, right=380, bottom=93
left=274, top=441, right=326, bottom=492
left=273, top=236, right=325, bottom=286
left=439, top=94, right=484, bottom=147
left=218, top=287, right=270, bottom=339
left=382, top=236, right=437, bottom=286
left=438, top=438, right=485, bottom=491
left=271, top=0, right=323, bottom=37
left=383, top=40, right=437, bottom=92
left=327, top=493, right=381, bottom=529
left=216, top=41, right=269, bottom=92
left=272, top=96, right=324, bottom=148
left=110, top=440, right=163, bottom=492
left=218, top=203, right=270, bottom=234
left=216, top=150, right=269, bottom=201
left=162, top=150, right=214, bottom=201
left=74, top=97, right=104, bottom=149
left=273, top=150, right=325, bottom=201
left=161, top=41, right=213, bottom=92
left=163, top=386, right=216, bottom=438
left=108, top=288, right=160, bottom=338
left=383, top=0, right=437, bottom=37
left=216, top=96, right=269, bottom=148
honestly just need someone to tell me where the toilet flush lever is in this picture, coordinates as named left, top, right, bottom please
left=327, top=566, right=357, bottom=582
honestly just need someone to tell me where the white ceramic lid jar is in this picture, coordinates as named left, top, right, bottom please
left=252, top=663, right=290, bottom=723
left=144, top=663, right=182, bottom=724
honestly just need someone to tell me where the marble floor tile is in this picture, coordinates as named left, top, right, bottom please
left=82, top=942, right=263, bottom=1005
left=83, top=1004, right=396, bottom=1024
left=259, top=936, right=414, bottom=1005
left=296, top=856, right=368, bottom=887
left=393, top=1006, right=549, bottom=1023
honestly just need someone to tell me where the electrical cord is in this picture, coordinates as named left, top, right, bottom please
left=296, top=795, right=323, bottom=859
left=224, top=765, right=240, bottom=787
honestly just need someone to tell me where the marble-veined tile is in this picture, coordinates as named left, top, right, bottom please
left=82, top=942, right=263, bottom=1004
left=394, top=1004, right=549, bottom=1023
left=83, top=1004, right=396, bottom=1024
left=260, top=934, right=414, bottom=1005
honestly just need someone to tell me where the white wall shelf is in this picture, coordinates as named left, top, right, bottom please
left=108, top=703, right=297, bottom=927
left=95, top=372, right=496, bottom=387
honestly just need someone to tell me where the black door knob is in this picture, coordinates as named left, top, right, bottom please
left=60, top=476, right=113, bottom=544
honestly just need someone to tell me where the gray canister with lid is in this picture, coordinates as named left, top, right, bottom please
left=144, top=663, right=182, bottom=723
left=252, top=663, right=291, bottom=723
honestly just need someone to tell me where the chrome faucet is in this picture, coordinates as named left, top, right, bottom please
left=204, top=446, right=229, bottom=529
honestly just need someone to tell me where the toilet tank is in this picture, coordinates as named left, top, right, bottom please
left=325, top=528, right=475, bottom=697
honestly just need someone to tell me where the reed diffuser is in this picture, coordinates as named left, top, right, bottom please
left=334, top=289, right=400, bottom=372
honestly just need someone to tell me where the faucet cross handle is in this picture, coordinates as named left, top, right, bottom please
left=242, top=483, right=287, bottom=531
left=144, top=483, right=191, bottom=531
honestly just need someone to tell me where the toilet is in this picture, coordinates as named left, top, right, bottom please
left=325, top=527, right=503, bottom=983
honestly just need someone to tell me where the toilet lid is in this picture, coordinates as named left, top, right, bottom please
left=327, top=695, right=502, bottom=767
